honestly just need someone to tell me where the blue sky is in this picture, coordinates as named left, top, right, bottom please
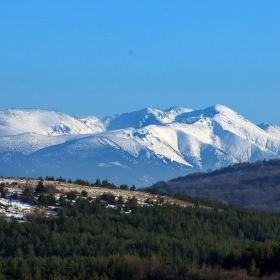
left=1, top=1, right=280, bottom=125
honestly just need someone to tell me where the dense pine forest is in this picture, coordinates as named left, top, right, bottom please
left=0, top=186, right=280, bottom=279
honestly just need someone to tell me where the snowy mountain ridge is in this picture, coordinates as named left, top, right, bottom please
left=0, top=105, right=280, bottom=187
left=0, top=109, right=95, bottom=136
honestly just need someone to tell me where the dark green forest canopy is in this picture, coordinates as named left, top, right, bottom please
left=151, top=158, right=280, bottom=211
left=0, top=197, right=280, bottom=279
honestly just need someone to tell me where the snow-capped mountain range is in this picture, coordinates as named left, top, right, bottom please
left=1, top=105, right=280, bottom=187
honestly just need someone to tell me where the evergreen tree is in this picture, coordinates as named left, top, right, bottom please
left=247, top=258, right=260, bottom=277
left=35, top=181, right=46, bottom=194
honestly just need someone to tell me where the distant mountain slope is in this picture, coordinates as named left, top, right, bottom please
left=258, top=123, right=280, bottom=140
left=0, top=109, right=95, bottom=136
left=1, top=105, right=280, bottom=187
left=100, top=106, right=194, bottom=130
left=151, top=158, right=280, bottom=211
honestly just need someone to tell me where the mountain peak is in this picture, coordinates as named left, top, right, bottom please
left=203, top=104, right=235, bottom=115
left=164, top=106, right=194, bottom=118
left=1, top=105, right=280, bottom=186
left=0, top=108, right=95, bottom=136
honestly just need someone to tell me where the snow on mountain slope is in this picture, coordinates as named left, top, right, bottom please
left=1, top=105, right=280, bottom=186
left=211, top=105, right=271, bottom=144
left=164, top=106, right=194, bottom=118
left=4, top=131, right=194, bottom=186
left=102, top=127, right=193, bottom=166
left=102, top=106, right=194, bottom=131
left=0, top=124, right=22, bottom=136
left=0, top=133, right=88, bottom=155
left=174, top=105, right=280, bottom=158
left=258, top=123, right=280, bottom=140
left=0, top=109, right=95, bottom=136
left=176, top=105, right=269, bottom=143
left=78, top=116, right=106, bottom=133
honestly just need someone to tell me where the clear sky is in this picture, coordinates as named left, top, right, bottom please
left=1, top=1, right=280, bottom=125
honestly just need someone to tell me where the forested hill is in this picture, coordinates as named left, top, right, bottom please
left=151, top=159, right=280, bottom=211
left=1, top=190, right=280, bottom=279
